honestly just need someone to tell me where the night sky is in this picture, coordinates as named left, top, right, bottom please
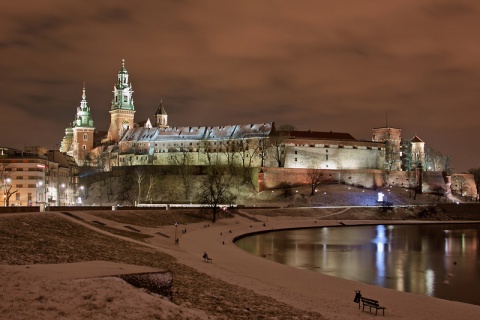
left=1, top=0, right=479, bottom=172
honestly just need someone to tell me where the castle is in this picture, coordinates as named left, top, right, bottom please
left=60, top=60, right=425, bottom=171
left=58, top=60, right=476, bottom=198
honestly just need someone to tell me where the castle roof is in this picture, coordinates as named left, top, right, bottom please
left=155, top=101, right=167, bottom=115
left=120, top=122, right=273, bottom=143
left=410, top=135, right=424, bottom=143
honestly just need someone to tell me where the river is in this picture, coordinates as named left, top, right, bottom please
left=234, top=223, right=480, bottom=305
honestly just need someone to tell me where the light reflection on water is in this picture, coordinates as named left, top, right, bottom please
left=235, top=223, right=480, bottom=306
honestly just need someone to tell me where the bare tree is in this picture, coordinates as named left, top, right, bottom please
left=452, top=175, right=467, bottom=197
left=269, top=133, right=287, bottom=167
left=169, top=148, right=193, bottom=199
left=219, top=140, right=235, bottom=167
left=305, top=164, right=323, bottom=196
left=118, top=168, right=136, bottom=205
left=277, top=181, right=292, bottom=198
left=197, top=162, right=235, bottom=223
left=134, top=167, right=146, bottom=205
left=382, top=141, right=401, bottom=171
left=232, top=134, right=265, bottom=185
left=144, top=174, right=159, bottom=204
left=0, top=164, right=18, bottom=207
left=424, top=146, right=451, bottom=172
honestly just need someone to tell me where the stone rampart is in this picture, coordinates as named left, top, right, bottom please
left=259, top=168, right=386, bottom=191
left=258, top=168, right=477, bottom=199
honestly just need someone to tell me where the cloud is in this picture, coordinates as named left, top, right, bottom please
left=0, top=0, right=479, bottom=171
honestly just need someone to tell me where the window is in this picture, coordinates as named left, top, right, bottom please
left=326, top=155, right=328, bottom=160
left=124, top=95, right=128, bottom=102
left=18, top=176, right=23, bottom=179
left=83, top=133, right=88, bottom=140
left=16, top=184, right=23, bottom=188
left=82, top=145, right=87, bottom=150
left=294, top=151, right=297, bottom=155
left=295, top=158, right=297, bottom=161
left=16, top=193, right=21, bottom=201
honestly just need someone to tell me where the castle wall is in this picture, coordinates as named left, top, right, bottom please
left=259, top=167, right=386, bottom=191
left=386, top=171, right=448, bottom=193
left=118, top=150, right=264, bottom=167
left=283, top=145, right=383, bottom=170
left=259, top=167, right=474, bottom=199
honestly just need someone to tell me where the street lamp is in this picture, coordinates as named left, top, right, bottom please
left=174, top=222, right=178, bottom=244
left=36, top=181, right=43, bottom=205
left=61, top=183, right=65, bottom=206
left=77, top=185, right=85, bottom=205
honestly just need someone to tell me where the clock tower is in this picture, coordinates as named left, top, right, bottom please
left=70, top=84, right=95, bottom=165
left=107, top=59, right=136, bottom=142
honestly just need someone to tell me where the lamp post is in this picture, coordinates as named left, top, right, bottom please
left=77, top=185, right=85, bottom=206
left=60, top=183, right=65, bottom=206
left=36, top=181, right=43, bottom=205
left=174, top=222, right=178, bottom=244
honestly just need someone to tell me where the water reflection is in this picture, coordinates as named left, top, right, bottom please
left=235, top=223, right=480, bottom=306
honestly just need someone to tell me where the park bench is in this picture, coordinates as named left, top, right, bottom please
left=203, top=253, right=213, bottom=263
left=361, top=297, right=386, bottom=316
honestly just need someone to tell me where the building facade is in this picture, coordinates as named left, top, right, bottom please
left=0, top=147, right=78, bottom=206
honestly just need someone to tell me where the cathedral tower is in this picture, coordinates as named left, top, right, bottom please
left=410, top=135, right=425, bottom=169
left=107, top=59, right=136, bottom=142
left=155, top=101, right=168, bottom=128
left=71, top=84, right=95, bottom=164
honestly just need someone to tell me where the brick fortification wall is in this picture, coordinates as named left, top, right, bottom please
left=259, top=168, right=478, bottom=199
left=386, top=171, right=448, bottom=193
left=259, top=168, right=386, bottom=191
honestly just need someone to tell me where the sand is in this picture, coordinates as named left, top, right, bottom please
left=1, top=209, right=479, bottom=319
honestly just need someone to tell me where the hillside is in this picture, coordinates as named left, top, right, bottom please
left=82, top=173, right=464, bottom=208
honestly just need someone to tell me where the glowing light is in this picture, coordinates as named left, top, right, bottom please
left=377, top=192, right=384, bottom=202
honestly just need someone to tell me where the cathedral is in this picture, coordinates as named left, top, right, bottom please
left=60, top=60, right=425, bottom=173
